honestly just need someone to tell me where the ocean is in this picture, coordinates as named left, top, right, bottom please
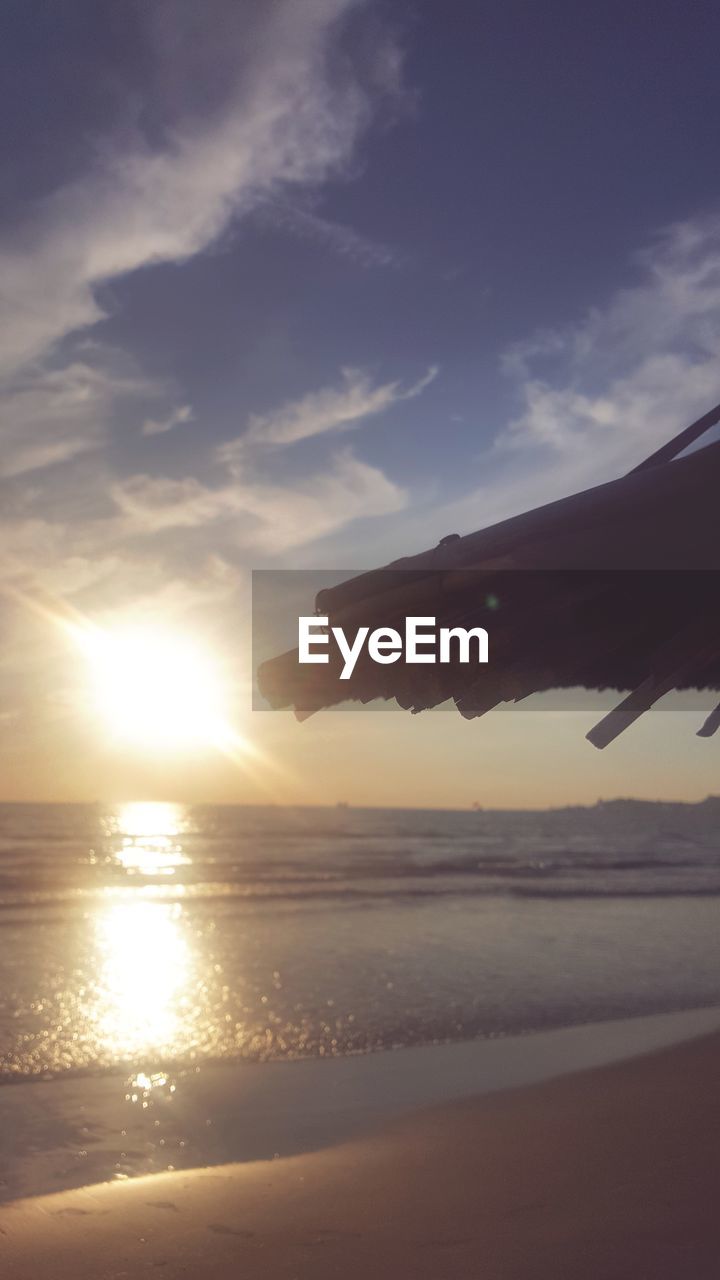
left=2, top=798, right=720, bottom=1084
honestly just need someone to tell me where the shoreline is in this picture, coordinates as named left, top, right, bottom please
left=2, top=1004, right=719, bottom=1204
left=3, top=1025, right=720, bottom=1277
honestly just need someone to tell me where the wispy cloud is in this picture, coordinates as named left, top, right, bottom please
left=112, top=448, right=407, bottom=554
left=109, top=361, right=436, bottom=559
left=403, top=215, right=720, bottom=549
left=500, top=215, right=720, bottom=472
left=0, top=359, right=159, bottom=480
left=224, top=364, right=438, bottom=457
left=254, top=199, right=400, bottom=268
left=0, top=0, right=415, bottom=623
left=142, top=404, right=194, bottom=437
left=0, top=1, right=390, bottom=381
left=0, top=0, right=406, bottom=514
left=235, top=449, right=407, bottom=554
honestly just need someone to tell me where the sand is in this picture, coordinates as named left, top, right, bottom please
left=2, top=1029, right=720, bottom=1278
left=6, top=1006, right=719, bottom=1204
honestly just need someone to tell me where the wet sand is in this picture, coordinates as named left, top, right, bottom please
left=3, top=1006, right=719, bottom=1202
left=3, top=1028, right=720, bottom=1278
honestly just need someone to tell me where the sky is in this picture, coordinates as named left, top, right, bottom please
left=1, top=0, right=720, bottom=807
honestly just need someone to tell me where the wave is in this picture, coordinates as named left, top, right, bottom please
left=1, top=802, right=720, bottom=913
left=1, top=878, right=720, bottom=920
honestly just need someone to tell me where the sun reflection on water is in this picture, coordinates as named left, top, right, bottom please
left=108, top=801, right=191, bottom=878
left=93, top=899, right=190, bottom=1060
left=88, top=803, right=202, bottom=1066
left=118, top=802, right=184, bottom=839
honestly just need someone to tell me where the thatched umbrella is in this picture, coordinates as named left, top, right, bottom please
left=258, top=404, right=720, bottom=747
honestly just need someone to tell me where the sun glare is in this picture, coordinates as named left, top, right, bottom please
left=53, top=608, right=284, bottom=787
left=111, top=801, right=191, bottom=876
left=79, top=623, right=232, bottom=752
left=93, top=900, right=190, bottom=1059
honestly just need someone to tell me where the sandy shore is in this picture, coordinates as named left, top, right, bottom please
left=5, top=1006, right=718, bottom=1203
left=3, top=1030, right=720, bottom=1279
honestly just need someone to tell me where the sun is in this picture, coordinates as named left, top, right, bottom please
left=77, top=622, right=232, bottom=752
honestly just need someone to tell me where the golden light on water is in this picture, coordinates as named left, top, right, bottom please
left=93, top=899, right=190, bottom=1059
left=87, top=805, right=197, bottom=1063
left=119, top=801, right=183, bottom=838
left=113, top=801, right=190, bottom=877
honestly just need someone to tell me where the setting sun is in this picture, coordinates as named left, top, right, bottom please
left=78, top=623, right=231, bottom=752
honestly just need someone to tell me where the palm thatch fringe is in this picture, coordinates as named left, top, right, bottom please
left=258, top=406, right=720, bottom=747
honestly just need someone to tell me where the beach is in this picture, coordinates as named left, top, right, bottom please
left=4, top=1, right=720, bottom=1273
left=3, top=801, right=720, bottom=1274
left=3, top=1026, right=720, bottom=1278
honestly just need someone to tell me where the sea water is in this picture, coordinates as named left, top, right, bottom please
left=2, top=798, right=720, bottom=1082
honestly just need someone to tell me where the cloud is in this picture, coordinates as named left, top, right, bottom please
left=0, top=359, right=159, bottom=479
left=500, top=215, right=720, bottom=471
left=253, top=199, right=400, bottom=267
left=224, top=364, right=438, bottom=457
left=142, top=404, right=194, bottom=437
left=111, top=355, right=432, bottom=556
left=0, top=0, right=398, bottom=381
left=435, top=216, right=720, bottom=538
left=0, top=0, right=414, bottom=598
left=376, top=214, right=720, bottom=558
left=111, top=475, right=227, bottom=533
left=232, top=449, right=408, bottom=553
left=0, top=0, right=418, bottom=714
left=112, top=448, right=407, bottom=554
left=501, top=353, right=720, bottom=470
left=109, top=359, right=431, bottom=561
